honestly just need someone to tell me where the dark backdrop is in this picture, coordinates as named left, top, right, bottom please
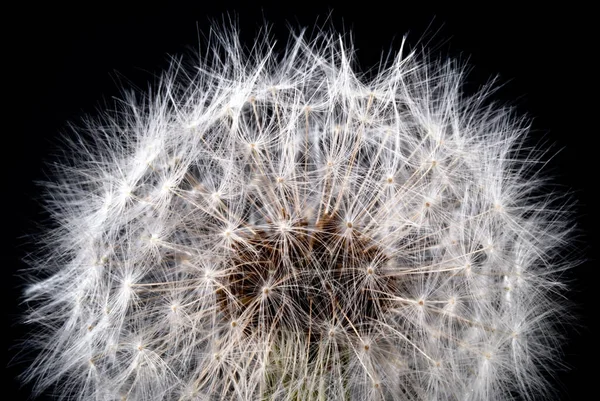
left=6, top=4, right=595, bottom=400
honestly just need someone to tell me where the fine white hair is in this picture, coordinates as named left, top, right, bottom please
left=21, top=24, right=574, bottom=401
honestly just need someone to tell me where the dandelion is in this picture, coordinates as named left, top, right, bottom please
left=20, top=24, right=574, bottom=400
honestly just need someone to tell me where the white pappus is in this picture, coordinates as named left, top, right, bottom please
left=20, top=24, right=575, bottom=401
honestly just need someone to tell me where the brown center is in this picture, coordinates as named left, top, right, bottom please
left=217, top=212, right=397, bottom=340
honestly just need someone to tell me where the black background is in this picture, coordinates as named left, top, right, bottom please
left=6, top=4, right=596, bottom=400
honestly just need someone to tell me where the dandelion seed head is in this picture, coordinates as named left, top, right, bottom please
left=19, top=24, right=575, bottom=401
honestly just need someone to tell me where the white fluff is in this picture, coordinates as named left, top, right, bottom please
left=21, top=25, right=574, bottom=401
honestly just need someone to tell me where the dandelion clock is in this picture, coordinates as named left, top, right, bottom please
left=15, top=21, right=579, bottom=401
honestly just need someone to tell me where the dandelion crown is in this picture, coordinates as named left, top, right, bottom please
left=21, top=24, right=573, bottom=400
